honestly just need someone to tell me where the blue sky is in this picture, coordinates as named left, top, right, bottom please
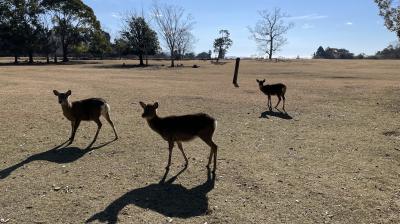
left=84, top=0, right=397, bottom=58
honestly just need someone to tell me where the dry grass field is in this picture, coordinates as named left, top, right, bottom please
left=0, top=59, right=400, bottom=223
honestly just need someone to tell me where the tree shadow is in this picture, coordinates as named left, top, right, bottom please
left=0, top=139, right=115, bottom=179
left=92, top=64, right=161, bottom=70
left=86, top=168, right=216, bottom=223
left=0, top=61, right=101, bottom=66
left=260, top=109, right=293, bottom=120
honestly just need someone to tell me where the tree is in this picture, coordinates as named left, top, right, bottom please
left=43, top=0, right=101, bottom=62
left=176, top=30, right=195, bottom=60
left=0, top=0, right=46, bottom=63
left=152, top=3, right=194, bottom=67
left=375, top=0, right=400, bottom=38
left=88, top=30, right=112, bottom=59
left=313, top=46, right=326, bottom=59
left=122, top=15, right=159, bottom=66
left=376, top=43, right=400, bottom=58
left=213, top=30, right=232, bottom=61
left=315, top=47, right=355, bottom=59
left=248, top=8, right=293, bottom=60
left=196, top=51, right=211, bottom=59
left=112, top=38, right=129, bottom=59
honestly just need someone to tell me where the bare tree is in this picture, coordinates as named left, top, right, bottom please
left=176, top=30, right=196, bottom=60
left=152, top=3, right=194, bottom=67
left=248, top=8, right=293, bottom=60
left=375, top=0, right=400, bottom=38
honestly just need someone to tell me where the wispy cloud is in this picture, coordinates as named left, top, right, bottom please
left=302, top=23, right=315, bottom=29
left=345, top=22, right=353, bottom=26
left=111, top=12, right=121, bottom=19
left=288, top=13, right=328, bottom=20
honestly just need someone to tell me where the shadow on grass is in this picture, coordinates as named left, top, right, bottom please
left=92, top=63, right=163, bottom=69
left=86, top=168, right=216, bottom=223
left=0, top=139, right=115, bottom=179
left=260, top=109, right=293, bottom=120
left=0, top=61, right=101, bottom=66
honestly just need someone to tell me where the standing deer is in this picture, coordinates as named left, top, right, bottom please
left=139, top=102, right=218, bottom=175
left=256, top=79, right=287, bottom=111
left=53, top=90, right=118, bottom=148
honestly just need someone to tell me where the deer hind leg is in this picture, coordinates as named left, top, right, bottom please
left=87, top=118, right=102, bottom=149
left=101, top=104, right=118, bottom=140
left=177, top=142, right=189, bottom=167
left=275, top=95, right=282, bottom=109
left=282, top=95, right=286, bottom=111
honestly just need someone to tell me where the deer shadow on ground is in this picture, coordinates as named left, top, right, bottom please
left=0, top=140, right=115, bottom=179
left=86, top=167, right=216, bottom=223
left=260, top=109, right=293, bottom=120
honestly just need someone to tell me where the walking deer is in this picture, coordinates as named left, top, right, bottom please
left=53, top=90, right=118, bottom=148
left=256, top=79, right=287, bottom=111
left=139, top=102, right=218, bottom=174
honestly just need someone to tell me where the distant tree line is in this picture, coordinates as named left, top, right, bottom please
left=313, top=44, right=400, bottom=60
left=0, top=1, right=219, bottom=66
left=0, top=0, right=112, bottom=63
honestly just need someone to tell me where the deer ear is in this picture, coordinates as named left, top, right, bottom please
left=154, top=102, right=159, bottom=109
left=53, top=90, right=59, bottom=96
left=262, top=79, right=266, bottom=82
left=139, top=101, right=146, bottom=109
left=256, top=79, right=259, bottom=82
left=66, top=90, right=71, bottom=96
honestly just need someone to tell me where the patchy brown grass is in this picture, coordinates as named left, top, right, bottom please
left=1, top=59, right=400, bottom=223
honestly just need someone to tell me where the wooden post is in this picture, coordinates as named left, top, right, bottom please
left=233, top=57, right=240, bottom=87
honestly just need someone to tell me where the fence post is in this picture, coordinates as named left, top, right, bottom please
left=233, top=57, right=240, bottom=87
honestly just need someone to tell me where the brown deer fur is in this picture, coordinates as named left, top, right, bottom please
left=139, top=101, right=218, bottom=173
left=256, top=79, right=287, bottom=111
left=53, top=90, right=118, bottom=148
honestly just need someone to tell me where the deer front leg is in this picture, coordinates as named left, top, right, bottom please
left=166, top=141, right=174, bottom=170
left=268, top=95, right=272, bottom=110
left=177, top=142, right=189, bottom=167
left=159, top=141, right=175, bottom=184
left=87, top=119, right=101, bottom=149
left=68, top=120, right=80, bottom=145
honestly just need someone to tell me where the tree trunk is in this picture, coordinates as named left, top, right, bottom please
left=146, top=55, right=148, bottom=66
left=269, top=39, right=273, bottom=60
left=14, top=55, right=18, bottom=64
left=54, top=54, right=58, bottom=63
left=28, top=51, right=33, bottom=64
left=139, top=54, right=144, bottom=66
left=46, top=54, right=50, bottom=64
left=170, top=50, right=175, bottom=67
left=62, top=43, right=69, bottom=62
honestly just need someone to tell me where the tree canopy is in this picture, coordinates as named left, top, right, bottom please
left=122, top=15, right=159, bottom=66
left=213, top=30, right=232, bottom=61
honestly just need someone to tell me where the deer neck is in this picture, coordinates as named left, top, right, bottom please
left=146, top=115, right=163, bottom=134
left=61, top=101, right=74, bottom=121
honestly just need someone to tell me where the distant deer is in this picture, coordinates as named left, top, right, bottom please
left=53, top=90, right=118, bottom=148
left=256, top=79, right=287, bottom=111
left=139, top=102, right=218, bottom=174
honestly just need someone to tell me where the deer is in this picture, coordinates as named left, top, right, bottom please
left=53, top=90, right=118, bottom=149
left=139, top=101, right=218, bottom=176
left=256, top=79, right=287, bottom=111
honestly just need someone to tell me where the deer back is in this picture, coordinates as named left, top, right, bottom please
left=71, top=98, right=106, bottom=121
left=149, top=113, right=216, bottom=141
left=262, top=83, right=286, bottom=96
